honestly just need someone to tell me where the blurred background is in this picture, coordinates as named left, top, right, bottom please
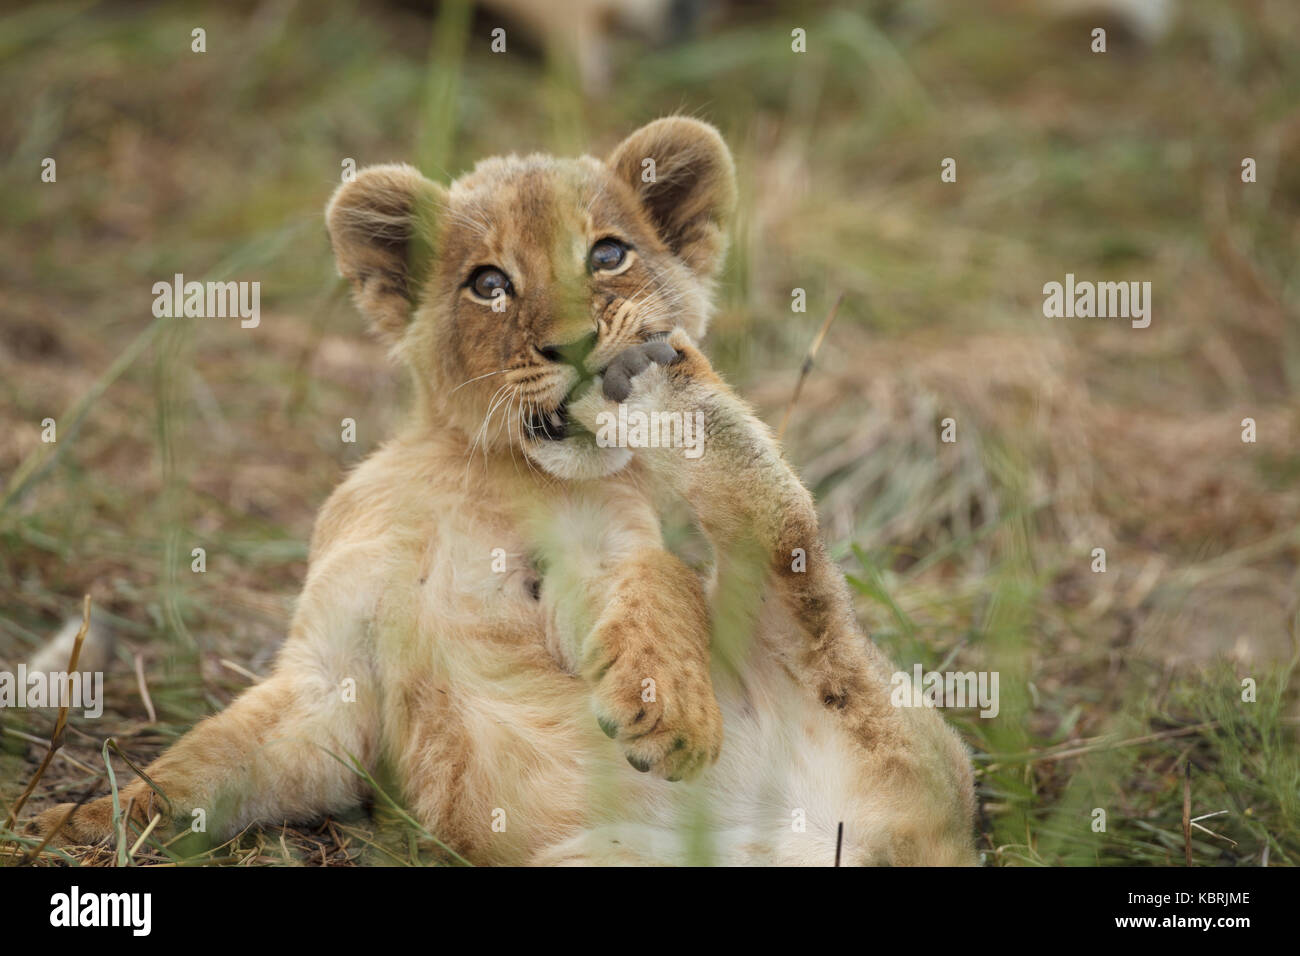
left=1, top=0, right=1297, bottom=865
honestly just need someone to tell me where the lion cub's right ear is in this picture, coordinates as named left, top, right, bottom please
left=326, top=164, right=447, bottom=344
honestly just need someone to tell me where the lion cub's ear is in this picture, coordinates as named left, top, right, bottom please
left=607, top=117, right=737, bottom=279
left=326, top=164, right=447, bottom=344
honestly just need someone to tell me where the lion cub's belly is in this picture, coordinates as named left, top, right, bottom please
left=378, top=572, right=860, bottom=863
left=363, top=508, right=871, bottom=864
left=369, top=541, right=632, bottom=863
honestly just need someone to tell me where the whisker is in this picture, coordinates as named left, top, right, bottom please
left=463, top=381, right=516, bottom=479
left=450, top=367, right=515, bottom=397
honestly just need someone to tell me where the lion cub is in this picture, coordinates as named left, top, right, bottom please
left=35, top=118, right=976, bottom=865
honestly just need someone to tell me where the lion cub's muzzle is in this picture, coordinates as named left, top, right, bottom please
left=524, top=308, right=669, bottom=441
left=525, top=401, right=571, bottom=441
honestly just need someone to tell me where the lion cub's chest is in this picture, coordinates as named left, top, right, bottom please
left=373, top=473, right=660, bottom=682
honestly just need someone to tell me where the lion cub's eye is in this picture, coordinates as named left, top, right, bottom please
left=589, top=239, right=628, bottom=272
left=468, top=266, right=512, bottom=301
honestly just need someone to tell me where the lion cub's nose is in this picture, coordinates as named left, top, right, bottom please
left=537, top=331, right=597, bottom=367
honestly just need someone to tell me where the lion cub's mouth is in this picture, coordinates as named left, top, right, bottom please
left=525, top=399, right=570, bottom=442
left=523, top=331, right=669, bottom=443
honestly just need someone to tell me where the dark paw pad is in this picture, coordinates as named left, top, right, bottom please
left=601, top=341, right=681, bottom=402
left=626, top=753, right=653, bottom=773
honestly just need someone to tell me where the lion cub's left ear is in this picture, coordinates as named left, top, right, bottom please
left=326, top=164, right=447, bottom=345
left=607, top=117, right=737, bottom=279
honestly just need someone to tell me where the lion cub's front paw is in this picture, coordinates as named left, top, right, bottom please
left=584, top=638, right=723, bottom=782
left=568, top=340, right=678, bottom=440
left=600, top=339, right=680, bottom=402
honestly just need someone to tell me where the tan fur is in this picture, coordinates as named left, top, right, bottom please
left=34, top=118, right=977, bottom=865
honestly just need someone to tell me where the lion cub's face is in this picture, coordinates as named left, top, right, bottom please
left=326, top=118, right=736, bottom=479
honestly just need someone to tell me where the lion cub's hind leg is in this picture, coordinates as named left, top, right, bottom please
left=32, top=663, right=377, bottom=850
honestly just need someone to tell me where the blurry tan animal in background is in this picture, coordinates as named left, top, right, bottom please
left=35, top=117, right=976, bottom=865
left=479, top=0, right=709, bottom=92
